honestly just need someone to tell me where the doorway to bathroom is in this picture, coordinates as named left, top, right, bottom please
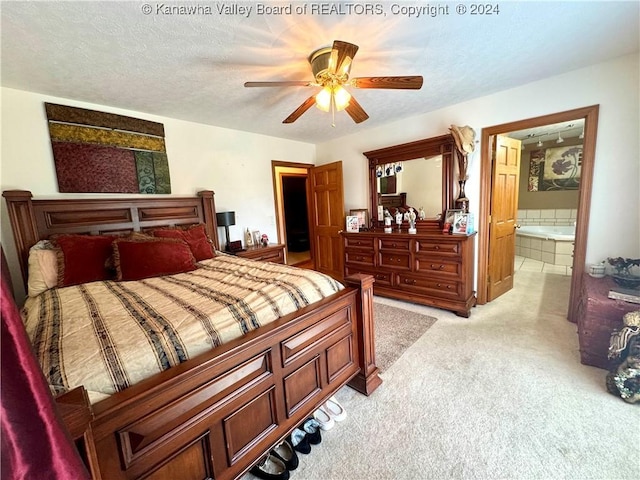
left=477, top=105, right=599, bottom=322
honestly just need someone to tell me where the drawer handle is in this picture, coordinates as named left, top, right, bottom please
left=430, top=264, right=445, bottom=270
left=437, top=283, right=442, bottom=288
left=434, top=245, right=440, bottom=250
left=392, top=243, right=397, bottom=247
left=376, top=274, right=386, bottom=280
left=356, top=256, right=363, bottom=261
left=396, top=258, right=401, bottom=263
left=404, top=279, right=416, bottom=285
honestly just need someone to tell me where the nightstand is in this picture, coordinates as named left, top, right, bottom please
left=234, top=244, right=285, bottom=264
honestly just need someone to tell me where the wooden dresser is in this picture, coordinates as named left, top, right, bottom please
left=342, top=230, right=476, bottom=317
left=234, top=243, right=285, bottom=264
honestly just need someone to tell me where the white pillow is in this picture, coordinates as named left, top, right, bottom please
left=27, top=240, right=58, bottom=297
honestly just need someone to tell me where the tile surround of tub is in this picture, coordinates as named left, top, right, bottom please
left=516, top=208, right=577, bottom=226
left=515, top=232, right=574, bottom=266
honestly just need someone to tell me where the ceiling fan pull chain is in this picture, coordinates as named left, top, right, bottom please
left=331, top=95, right=336, bottom=127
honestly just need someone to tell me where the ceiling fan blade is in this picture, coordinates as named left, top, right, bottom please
left=345, top=96, right=369, bottom=124
left=283, top=96, right=317, bottom=124
left=351, top=76, right=424, bottom=90
left=329, top=40, right=359, bottom=75
left=244, top=81, right=314, bottom=87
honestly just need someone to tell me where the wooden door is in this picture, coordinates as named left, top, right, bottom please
left=487, top=135, right=521, bottom=301
left=309, top=161, right=345, bottom=280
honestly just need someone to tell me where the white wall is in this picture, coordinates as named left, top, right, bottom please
left=317, top=53, right=640, bottom=266
left=1, top=88, right=315, bottom=298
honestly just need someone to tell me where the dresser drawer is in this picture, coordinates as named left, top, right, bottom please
left=379, top=238, right=410, bottom=251
left=415, top=239, right=461, bottom=258
left=344, top=266, right=392, bottom=286
left=345, top=249, right=375, bottom=267
left=397, top=273, right=461, bottom=298
left=414, top=258, right=461, bottom=276
left=379, top=252, right=411, bottom=270
left=345, top=237, right=374, bottom=249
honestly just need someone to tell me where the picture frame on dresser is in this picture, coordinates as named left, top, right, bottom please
left=350, top=209, right=369, bottom=231
left=445, top=209, right=464, bottom=226
left=346, top=216, right=360, bottom=233
left=452, top=212, right=474, bottom=235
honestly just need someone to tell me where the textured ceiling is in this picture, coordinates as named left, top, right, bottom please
left=1, top=1, right=638, bottom=144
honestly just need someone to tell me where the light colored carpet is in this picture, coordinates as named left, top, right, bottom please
left=373, top=303, right=437, bottom=372
left=243, top=270, right=638, bottom=480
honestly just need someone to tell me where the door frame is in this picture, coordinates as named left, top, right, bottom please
left=477, top=105, right=599, bottom=322
left=271, top=160, right=315, bottom=265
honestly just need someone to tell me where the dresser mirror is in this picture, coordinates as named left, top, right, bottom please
left=363, top=134, right=456, bottom=228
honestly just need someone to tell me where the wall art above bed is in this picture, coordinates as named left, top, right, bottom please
left=45, top=103, right=171, bottom=194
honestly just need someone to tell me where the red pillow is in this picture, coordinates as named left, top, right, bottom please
left=152, top=224, right=215, bottom=261
left=112, top=237, right=197, bottom=281
left=52, top=234, right=116, bottom=287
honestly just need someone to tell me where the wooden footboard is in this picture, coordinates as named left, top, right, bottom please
left=60, top=276, right=378, bottom=480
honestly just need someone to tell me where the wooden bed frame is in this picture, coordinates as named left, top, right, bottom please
left=3, top=190, right=381, bottom=480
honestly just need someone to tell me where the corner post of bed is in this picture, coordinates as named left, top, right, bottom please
left=2, top=190, right=38, bottom=289
left=197, top=190, right=219, bottom=251
left=344, top=273, right=382, bottom=395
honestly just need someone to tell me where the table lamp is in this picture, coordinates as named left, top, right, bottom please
left=216, top=211, right=236, bottom=251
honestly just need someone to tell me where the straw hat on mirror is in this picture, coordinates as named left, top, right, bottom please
left=449, top=125, right=476, bottom=155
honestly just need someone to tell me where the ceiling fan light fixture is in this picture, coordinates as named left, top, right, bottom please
left=315, top=85, right=351, bottom=112
left=333, top=85, right=351, bottom=111
left=315, top=86, right=332, bottom=112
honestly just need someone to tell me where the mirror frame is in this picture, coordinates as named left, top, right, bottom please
left=363, top=133, right=456, bottom=229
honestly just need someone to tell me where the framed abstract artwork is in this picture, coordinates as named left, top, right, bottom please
left=45, top=103, right=171, bottom=194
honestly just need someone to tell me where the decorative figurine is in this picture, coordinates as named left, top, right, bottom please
left=408, top=207, right=417, bottom=234
left=245, top=228, right=253, bottom=247
left=260, top=233, right=269, bottom=247
left=395, top=209, right=403, bottom=229
left=418, top=207, right=426, bottom=220
left=384, top=209, right=393, bottom=233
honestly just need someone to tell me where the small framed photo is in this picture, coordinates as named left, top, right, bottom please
left=444, top=209, right=464, bottom=226
left=346, top=216, right=360, bottom=233
left=251, top=230, right=261, bottom=245
left=349, top=209, right=369, bottom=231
left=452, top=212, right=475, bottom=235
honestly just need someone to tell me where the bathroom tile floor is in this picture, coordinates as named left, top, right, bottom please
left=514, top=256, right=573, bottom=276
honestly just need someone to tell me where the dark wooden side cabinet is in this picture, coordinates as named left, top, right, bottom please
left=235, top=243, right=285, bottom=264
left=342, top=230, right=476, bottom=317
left=575, top=273, right=638, bottom=369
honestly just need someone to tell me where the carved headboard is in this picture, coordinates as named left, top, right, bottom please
left=2, top=190, right=219, bottom=289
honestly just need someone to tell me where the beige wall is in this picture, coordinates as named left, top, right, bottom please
left=2, top=54, right=639, bottom=297
left=518, top=137, right=581, bottom=210
left=0, top=88, right=316, bottom=299
left=316, top=53, right=640, bottom=267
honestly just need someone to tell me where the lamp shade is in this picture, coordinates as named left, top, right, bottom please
left=216, top=211, right=235, bottom=227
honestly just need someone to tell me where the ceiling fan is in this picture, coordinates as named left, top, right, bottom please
left=244, top=40, right=423, bottom=125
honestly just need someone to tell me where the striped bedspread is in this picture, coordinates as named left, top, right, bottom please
left=21, top=254, right=344, bottom=404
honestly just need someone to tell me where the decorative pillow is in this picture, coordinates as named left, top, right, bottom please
left=152, top=224, right=215, bottom=261
left=51, top=234, right=116, bottom=287
left=112, top=237, right=197, bottom=281
left=27, top=240, right=59, bottom=297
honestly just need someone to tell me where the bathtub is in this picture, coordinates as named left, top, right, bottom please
left=516, top=225, right=575, bottom=241
left=516, top=225, right=575, bottom=266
